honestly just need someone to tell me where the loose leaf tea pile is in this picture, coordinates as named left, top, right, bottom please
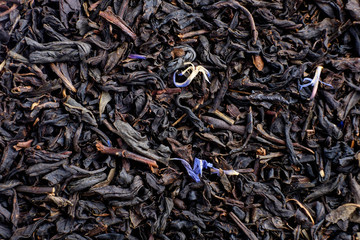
left=2, top=0, right=360, bottom=239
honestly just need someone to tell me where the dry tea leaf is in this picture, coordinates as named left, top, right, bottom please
left=171, top=48, right=185, bottom=58
left=252, top=55, right=264, bottom=71
left=3, top=0, right=360, bottom=238
left=99, top=91, right=111, bottom=118
left=326, top=203, right=360, bottom=224
left=64, top=96, right=97, bottom=126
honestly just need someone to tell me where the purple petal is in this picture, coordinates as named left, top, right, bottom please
left=193, top=158, right=203, bottom=176
left=299, top=82, right=313, bottom=90
left=173, top=158, right=201, bottom=182
left=128, top=54, right=146, bottom=60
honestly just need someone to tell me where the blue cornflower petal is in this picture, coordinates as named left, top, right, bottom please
left=172, top=157, right=237, bottom=182
left=193, top=157, right=202, bottom=176
left=173, top=158, right=201, bottom=182
left=173, top=71, right=191, bottom=88
left=299, top=78, right=315, bottom=90
left=319, top=80, right=334, bottom=88
left=128, top=54, right=146, bottom=59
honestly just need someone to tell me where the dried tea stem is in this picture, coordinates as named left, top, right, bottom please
left=229, top=212, right=258, bottom=240
left=99, top=7, right=137, bottom=41
left=96, top=141, right=158, bottom=168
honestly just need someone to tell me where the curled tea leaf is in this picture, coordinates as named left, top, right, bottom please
left=326, top=203, right=360, bottom=224
left=64, top=96, right=97, bottom=126
left=99, top=91, right=111, bottom=118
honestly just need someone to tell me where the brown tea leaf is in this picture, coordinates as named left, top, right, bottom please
left=99, top=91, right=111, bottom=118
left=326, top=203, right=360, bottom=223
left=252, top=55, right=264, bottom=71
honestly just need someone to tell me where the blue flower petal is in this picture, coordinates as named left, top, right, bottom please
left=173, top=71, right=191, bottom=88
left=128, top=54, right=146, bottom=59
left=173, top=158, right=201, bottom=182
left=172, top=157, right=236, bottom=182
left=193, top=158, right=203, bottom=176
